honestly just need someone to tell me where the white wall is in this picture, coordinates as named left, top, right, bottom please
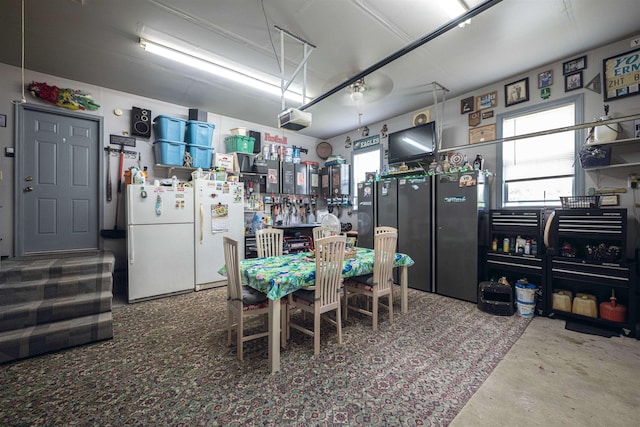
left=0, top=63, right=320, bottom=258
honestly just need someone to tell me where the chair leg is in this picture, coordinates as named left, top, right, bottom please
left=237, top=312, right=244, bottom=361
left=227, top=306, right=232, bottom=346
left=336, top=302, right=343, bottom=346
left=343, top=290, right=348, bottom=320
left=372, top=295, right=378, bottom=332
left=388, top=293, right=393, bottom=325
left=314, top=311, right=321, bottom=355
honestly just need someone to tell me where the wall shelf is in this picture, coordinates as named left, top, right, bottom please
left=582, top=137, right=640, bottom=171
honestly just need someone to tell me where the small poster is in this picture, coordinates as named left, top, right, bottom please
left=211, top=203, right=229, bottom=232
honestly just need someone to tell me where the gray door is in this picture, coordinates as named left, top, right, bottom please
left=376, top=178, right=398, bottom=229
left=435, top=171, right=485, bottom=303
left=398, top=177, right=431, bottom=292
left=17, top=105, right=102, bottom=255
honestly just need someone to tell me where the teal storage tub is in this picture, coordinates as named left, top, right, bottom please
left=188, top=143, right=214, bottom=169
left=154, top=139, right=186, bottom=166
left=186, top=120, right=215, bottom=147
left=153, top=115, right=187, bottom=141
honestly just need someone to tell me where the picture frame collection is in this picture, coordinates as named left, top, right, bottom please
left=455, top=46, right=640, bottom=144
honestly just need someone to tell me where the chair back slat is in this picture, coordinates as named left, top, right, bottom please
left=375, top=226, right=397, bottom=235
left=312, top=226, right=334, bottom=249
left=223, top=237, right=242, bottom=300
left=315, top=235, right=346, bottom=308
left=256, top=228, right=284, bottom=258
left=373, top=230, right=398, bottom=292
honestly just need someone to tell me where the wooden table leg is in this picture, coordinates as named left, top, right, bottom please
left=268, top=298, right=281, bottom=373
left=400, top=266, right=408, bottom=314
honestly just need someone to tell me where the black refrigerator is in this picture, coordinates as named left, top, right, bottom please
left=357, top=180, right=376, bottom=249
left=376, top=176, right=432, bottom=292
left=434, top=171, right=488, bottom=303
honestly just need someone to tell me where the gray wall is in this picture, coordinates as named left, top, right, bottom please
left=330, top=35, right=640, bottom=253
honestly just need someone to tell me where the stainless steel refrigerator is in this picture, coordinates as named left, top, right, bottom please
left=434, top=171, right=488, bottom=303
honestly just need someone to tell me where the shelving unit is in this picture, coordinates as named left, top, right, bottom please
left=582, top=137, right=640, bottom=171
left=153, top=164, right=201, bottom=177
left=547, top=208, right=637, bottom=336
left=484, top=209, right=548, bottom=315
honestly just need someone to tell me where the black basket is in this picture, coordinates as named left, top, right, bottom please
left=560, top=196, right=600, bottom=209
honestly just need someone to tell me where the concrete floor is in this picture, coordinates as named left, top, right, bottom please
left=450, top=316, right=640, bottom=427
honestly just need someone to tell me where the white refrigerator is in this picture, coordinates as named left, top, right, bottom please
left=126, top=184, right=195, bottom=302
left=194, top=179, right=245, bottom=290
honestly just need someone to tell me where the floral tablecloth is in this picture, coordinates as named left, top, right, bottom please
left=218, top=247, right=414, bottom=300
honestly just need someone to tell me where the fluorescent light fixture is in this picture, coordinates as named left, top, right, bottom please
left=441, top=0, right=471, bottom=27
left=140, top=38, right=305, bottom=104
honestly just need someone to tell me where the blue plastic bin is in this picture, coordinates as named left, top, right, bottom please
left=188, top=143, right=214, bottom=169
left=153, top=115, right=187, bottom=141
left=186, top=120, right=215, bottom=147
left=154, top=139, right=187, bottom=166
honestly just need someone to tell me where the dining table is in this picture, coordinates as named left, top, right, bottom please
left=218, top=246, right=414, bottom=373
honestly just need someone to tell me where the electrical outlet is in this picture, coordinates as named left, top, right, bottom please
left=629, top=173, right=638, bottom=189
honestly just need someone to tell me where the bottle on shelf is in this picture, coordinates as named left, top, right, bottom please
left=503, top=237, right=510, bottom=253
left=492, top=237, right=498, bottom=251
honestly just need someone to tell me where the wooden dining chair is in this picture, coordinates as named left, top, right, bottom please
left=255, top=228, right=284, bottom=258
left=312, top=226, right=334, bottom=249
left=288, top=235, right=346, bottom=355
left=375, top=226, right=397, bottom=235
left=343, top=229, right=397, bottom=331
left=223, top=236, right=269, bottom=361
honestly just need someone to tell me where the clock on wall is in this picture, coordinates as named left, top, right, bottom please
left=316, top=141, right=333, bottom=159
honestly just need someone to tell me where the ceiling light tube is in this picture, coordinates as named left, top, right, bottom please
left=140, top=38, right=304, bottom=103
left=442, top=0, right=472, bottom=27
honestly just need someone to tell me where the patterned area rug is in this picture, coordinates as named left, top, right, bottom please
left=0, top=287, right=530, bottom=426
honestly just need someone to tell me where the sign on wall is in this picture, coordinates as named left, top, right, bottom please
left=603, top=47, right=640, bottom=101
left=353, top=134, right=380, bottom=150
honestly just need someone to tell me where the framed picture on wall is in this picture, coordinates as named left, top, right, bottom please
left=476, top=91, right=497, bottom=111
left=0, top=114, right=6, bottom=127
left=469, top=124, right=496, bottom=144
left=460, top=96, right=474, bottom=114
left=538, top=70, right=553, bottom=88
left=603, top=47, right=640, bottom=101
left=504, top=77, right=529, bottom=107
left=564, top=71, right=583, bottom=92
left=563, top=55, right=586, bottom=75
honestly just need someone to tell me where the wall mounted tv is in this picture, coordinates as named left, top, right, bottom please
left=388, top=121, right=437, bottom=165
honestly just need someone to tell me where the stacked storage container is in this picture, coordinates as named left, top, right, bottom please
left=186, top=120, right=216, bottom=169
left=224, top=135, right=255, bottom=154
left=153, top=115, right=187, bottom=166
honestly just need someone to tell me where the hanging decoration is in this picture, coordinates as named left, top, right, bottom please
left=28, top=81, right=100, bottom=111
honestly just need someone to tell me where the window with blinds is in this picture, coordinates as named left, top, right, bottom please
left=502, top=103, right=576, bottom=207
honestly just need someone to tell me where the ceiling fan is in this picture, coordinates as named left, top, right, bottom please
left=323, top=72, right=394, bottom=107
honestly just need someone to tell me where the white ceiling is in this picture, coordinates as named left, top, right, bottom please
left=1, top=0, right=639, bottom=140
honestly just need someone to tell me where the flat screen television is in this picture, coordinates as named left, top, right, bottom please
left=388, top=121, right=437, bottom=164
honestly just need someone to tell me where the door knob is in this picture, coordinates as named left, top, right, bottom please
left=24, top=186, right=34, bottom=192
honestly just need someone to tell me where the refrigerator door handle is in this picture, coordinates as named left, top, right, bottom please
left=200, top=203, right=204, bottom=244
left=128, top=225, right=134, bottom=264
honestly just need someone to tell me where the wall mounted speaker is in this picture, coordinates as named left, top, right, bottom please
left=248, top=130, right=261, bottom=154
left=131, top=107, right=151, bottom=138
